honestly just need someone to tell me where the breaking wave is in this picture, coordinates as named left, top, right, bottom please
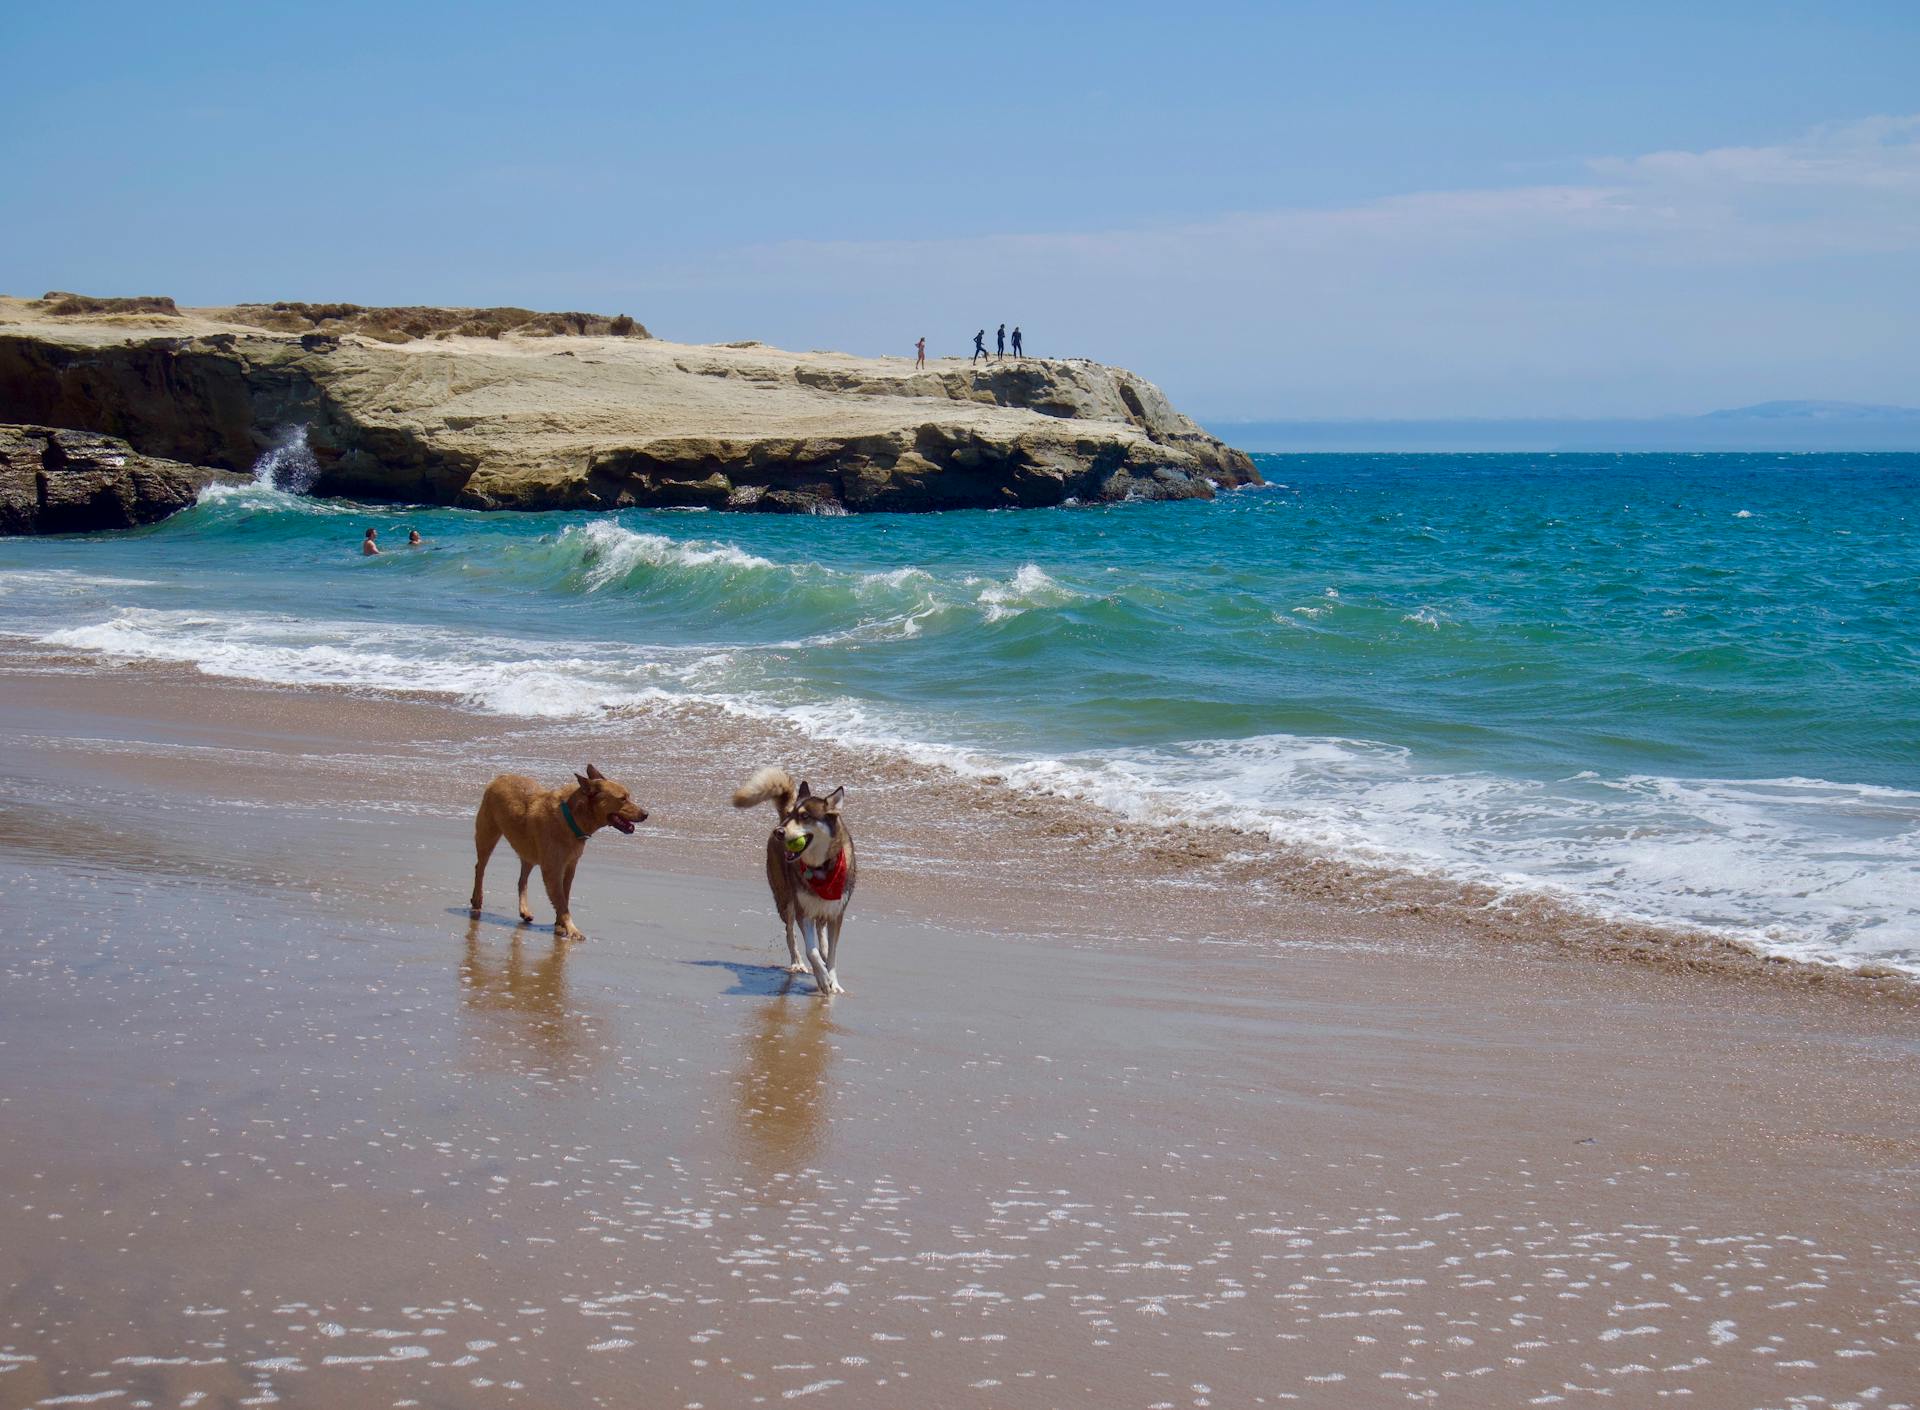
left=251, top=424, right=321, bottom=493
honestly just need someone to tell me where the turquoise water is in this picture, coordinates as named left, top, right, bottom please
left=2, top=452, right=1915, bottom=970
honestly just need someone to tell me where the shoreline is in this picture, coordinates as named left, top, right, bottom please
left=4, top=644, right=1913, bottom=1005
left=1, top=656, right=1916, bottom=1407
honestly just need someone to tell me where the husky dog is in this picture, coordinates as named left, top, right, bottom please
left=732, top=767, right=858, bottom=995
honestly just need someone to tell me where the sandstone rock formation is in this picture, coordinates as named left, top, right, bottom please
left=0, top=423, right=248, bottom=535
left=0, top=295, right=1259, bottom=516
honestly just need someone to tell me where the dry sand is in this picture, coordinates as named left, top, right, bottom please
left=0, top=661, right=1916, bottom=1409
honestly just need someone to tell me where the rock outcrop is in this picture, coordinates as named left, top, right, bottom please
left=0, top=423, right=248, bottom=535
left=0, top=295, right=1259, bottom=516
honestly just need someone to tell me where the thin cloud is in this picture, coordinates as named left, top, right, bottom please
left=1593, top=113, right=1920, bottom=191
left=641, top=114, right=1920, bottom=292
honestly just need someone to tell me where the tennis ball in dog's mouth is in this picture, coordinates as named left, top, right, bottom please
left=785, top=834, right=810, bottom=854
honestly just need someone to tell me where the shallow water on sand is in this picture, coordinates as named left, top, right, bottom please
left=0, top=452, right=1915, bottom=971
left=1, top=735, right=1915, bottom=1410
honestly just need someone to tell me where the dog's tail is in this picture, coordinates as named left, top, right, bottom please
left=732, top=766, right=797, bottom=815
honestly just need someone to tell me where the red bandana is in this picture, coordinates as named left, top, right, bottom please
left=803, top=848, right=850, bottom=901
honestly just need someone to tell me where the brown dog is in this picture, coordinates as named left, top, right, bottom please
left=469, top=764, right=647, bottom=940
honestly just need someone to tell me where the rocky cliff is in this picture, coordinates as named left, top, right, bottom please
left=0, top=295, right=1259, bottom=519
left=0, top=423, right=248, bottom=534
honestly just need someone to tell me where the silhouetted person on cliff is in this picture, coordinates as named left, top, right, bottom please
left=1011, top=326, right=1024, bottom=359
left=914, top=336, right=926, bottom=370
left=996, top=323, right=1006, bottom=359
left=972, top=329, right=988, bottom=364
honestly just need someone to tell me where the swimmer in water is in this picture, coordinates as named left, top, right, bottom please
left=363, top=528, right=381, bottom=556
left=407, top=529, right=422, bottom=546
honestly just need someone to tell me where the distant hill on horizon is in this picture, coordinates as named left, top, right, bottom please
left=1704, top=399, right=1920, bottom=422
left=1215, top=401, right=1920, bottom=453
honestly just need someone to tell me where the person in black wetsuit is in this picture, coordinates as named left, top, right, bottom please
left=1011, top=326, right=1024, bottom=359
left=996, top=323, right=1006, bottom=359
left=972, top=329, right=989, bottom=364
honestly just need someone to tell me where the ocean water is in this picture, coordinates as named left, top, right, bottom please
left=2, top=452, right=1915, bottom=973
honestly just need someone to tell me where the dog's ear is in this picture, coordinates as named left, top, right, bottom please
left=585, top=763, right=606, bottom=780
left=574, top=772, right=591, bottom=789
left=822, top=785, right=845, bottom=811
left=796, top=780, right=812, bottom=801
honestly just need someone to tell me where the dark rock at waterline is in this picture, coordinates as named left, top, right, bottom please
left=0, top=424, right=248, bottom=535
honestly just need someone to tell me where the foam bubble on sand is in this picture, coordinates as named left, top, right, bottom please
left=318, top=1347, right=428, bottom=1365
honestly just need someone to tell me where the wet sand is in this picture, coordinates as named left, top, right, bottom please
left=1, top=663, right=1916, bottom=1409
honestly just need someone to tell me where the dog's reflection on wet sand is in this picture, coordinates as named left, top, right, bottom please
left=459, top=915, right=600, bottom=1075
left=729, top=973, right=837, bottom=1171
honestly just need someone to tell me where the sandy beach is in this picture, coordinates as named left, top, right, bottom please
left=7, top=2, right=1917, bottom=1405
left=1, top=657, right=1915, bottom=1410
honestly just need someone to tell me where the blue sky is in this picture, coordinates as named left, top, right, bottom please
left=3, top=1, right=1916, bottom=418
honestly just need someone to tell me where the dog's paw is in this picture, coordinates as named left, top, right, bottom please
left=518, top=912, right=535, bottom=924
left=786, top=961, right=810, bottom=974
